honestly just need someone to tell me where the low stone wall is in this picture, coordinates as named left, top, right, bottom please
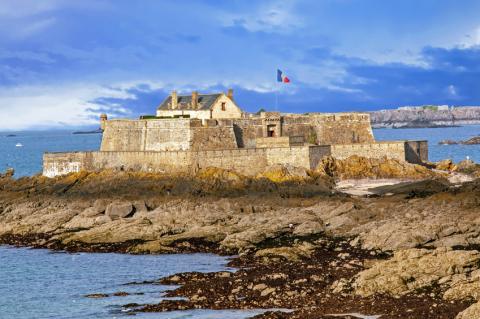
left=43, top=141, right=428, bottom=177
left=256, top=137, right=290, bottom=148
left=328, top=141, right=428, bottom=162
left=405, top=141, right=428, bottom=164
left=44, top=146, right=321, bottom=177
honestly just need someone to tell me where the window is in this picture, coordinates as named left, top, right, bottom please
left=221, top=102, right=226, bottom=111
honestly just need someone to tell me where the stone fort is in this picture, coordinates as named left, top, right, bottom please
left=43, top=90, right=428, bottom=177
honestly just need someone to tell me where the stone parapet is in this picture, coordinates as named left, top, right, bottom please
left=43, top=140, right=427, bottom=178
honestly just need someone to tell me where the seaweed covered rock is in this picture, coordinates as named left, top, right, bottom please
left=353, top=248, right=480, bottom=297
left=257, top=164, right=310, bottom=183
left=316, top=155, right=436, bottom=180
left=435, top=159, right=457, bottom=171
left=456, top=301, right=480, bottom=319
left=461, top=136, right=480, bottom=145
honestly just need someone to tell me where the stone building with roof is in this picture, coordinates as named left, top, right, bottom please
left=156, top=89, right=243, bottom=120
left=42, top=89, right=429, bottom=177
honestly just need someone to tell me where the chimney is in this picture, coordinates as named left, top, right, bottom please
left=191, top=91, right=198, bottom=109
left=171, top=90, right=178, bottom=109
left=227, top=88, right=233, bottom=100
left=100, top=113, right=107, bottom=131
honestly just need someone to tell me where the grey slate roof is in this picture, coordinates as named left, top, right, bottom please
left=157, top=93, right=223, bottom=111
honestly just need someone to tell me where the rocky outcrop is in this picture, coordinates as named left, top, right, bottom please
left=316, top=155, right=437, bottom=180
left=1, top=166, right=480, bottom=318
left=456, top=302, right=480, bottom=319
left=353, top=248, right=480, bottom=297
left=439, top=140, right=458, bottom=145
left=105, top=202, right=134, bottom=220
left=438, top=136, right=480, bottom=145
left=461, top=136, right=480, bottom=145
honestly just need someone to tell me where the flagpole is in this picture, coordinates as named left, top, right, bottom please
left=275, top=80, right=278, bottom=111
left=275, top=70, right=279, bottom=111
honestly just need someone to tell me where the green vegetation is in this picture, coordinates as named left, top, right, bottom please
left=307, top=130, right=317, bottom=144
left=139, top=114, right=191, bottom=120
left=255, top=108, right=266, bottom=115
left=421, top=105, right=438, bottom=111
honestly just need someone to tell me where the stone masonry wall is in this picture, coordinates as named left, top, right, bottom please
left=190, top=124, right=238, bottom=151
left=329, top=142, right=407, bottom=161
left=404, top=141, right=429, bottom=164
left=307, top=113, right=375, bottom=145
left=101, top=118, right=238, bottom=152
left=43, top=140, right=428, bottom=178
left=256, top=137, right=290, bottom=148
left=232, top=113, right=375, bottom=148
left=101, top=119, right=193, bottom=152
left=44, top=146, right=321, bottom=177
left=309, top=146, right=332, bottom=169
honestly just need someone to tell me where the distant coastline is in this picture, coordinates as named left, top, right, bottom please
left=370, top=106, right=480, bottom=128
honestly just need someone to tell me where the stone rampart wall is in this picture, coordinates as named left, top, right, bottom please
left=309, top=146, right=332, bottom=169
left=233, top=112, right=375, bottom=147
left=190, top=125, right=238, bottom=151
left=101, top=119, right=193, bottom=152
left=44, top=146, right=321, bottom=177
left=101, top=118, right=238, bottom=152
left=256, top=137, right=290, bottom=148
left=43, top=140, right=428, bottom=178
left=192, top=149, right=269, bottom=175
left=404, top=141, right=429, bottom=164
left=307, top=113, right=375, bottom=145
left=330, top=142, right=406, bottom=161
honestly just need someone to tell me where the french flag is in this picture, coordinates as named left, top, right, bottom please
left=277, top=69, right=290, bottom=83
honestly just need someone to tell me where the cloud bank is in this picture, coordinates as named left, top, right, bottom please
left=1, top=0, right=480, bottom=130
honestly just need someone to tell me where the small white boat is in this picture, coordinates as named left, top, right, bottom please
left=15, top=143, right=23, bottom=147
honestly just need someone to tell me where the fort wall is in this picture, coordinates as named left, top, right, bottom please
left=190, top=122, right=238, bottom=151
left=101, top=119, right=193, bottom=152
left=305, top=113, right=375, bottom=145
left=100, top=118, right=238, bottom=152
left=43, top=141, right=425, bottom=177
left=404, top=141, right=429, bottom=164
left=328, top=140, right=428, bottom=162
left=232, top=112, right=375, bottom=148
left=100, top=113, right=376, bottom=154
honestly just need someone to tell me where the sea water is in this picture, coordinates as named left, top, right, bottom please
left=374, top=125, right=480, bottom=163
left=0, top=131, right=102, bottom=177
left=0, top=246, right=272, bottom=319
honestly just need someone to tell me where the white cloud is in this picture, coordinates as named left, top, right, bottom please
left=0, top=49, right=55, bottom=63
left=0, top=84, right=134, bottom=131
left=15, top=17, right=57, bottom=38
left=462, top=26, right=480, bottom=47
left=221, top=0, right=302, bottom=33
left=446, top=84, right=459, bottom=98
left=0, top=0, right=60, bottom=18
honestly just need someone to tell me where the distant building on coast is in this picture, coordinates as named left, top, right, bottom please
left=398, top=105, right=451, bottom=111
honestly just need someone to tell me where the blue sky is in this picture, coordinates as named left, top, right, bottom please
left=1, top=0, right=480, bottom=130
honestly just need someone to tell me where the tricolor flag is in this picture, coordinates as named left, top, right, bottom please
left=277, top=69, right=290, bottom=83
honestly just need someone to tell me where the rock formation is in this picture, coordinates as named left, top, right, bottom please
left=370, top=107, right=480, bottom=128
left=1, top=159, right=480, bottom=318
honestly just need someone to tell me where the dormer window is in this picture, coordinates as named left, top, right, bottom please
left=221, top=102, right=226, bottom=111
